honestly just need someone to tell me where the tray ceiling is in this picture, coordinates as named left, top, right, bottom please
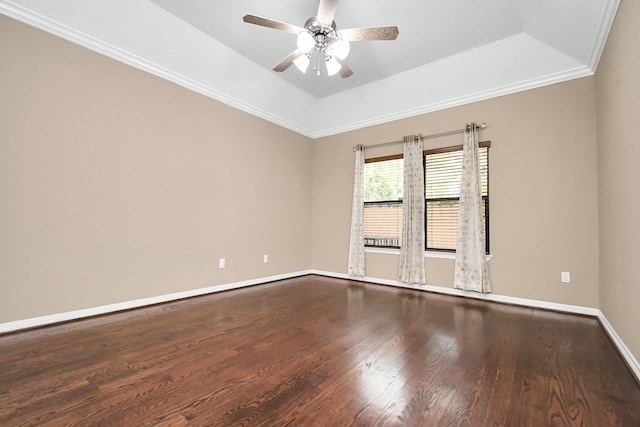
left=0, top=0, right=620, bottom=137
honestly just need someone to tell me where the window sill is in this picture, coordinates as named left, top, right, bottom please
left=365, top=247, right=493, bottom=261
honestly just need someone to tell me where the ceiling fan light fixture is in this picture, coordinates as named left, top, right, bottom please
left=294, top=54, right=311, bottom=73
left=296, top=31, right=315, bottom=53
left=330, top=39, right=350, bottom=60
left=243, top=0, right=399, bottom=78
left=326, top=57, right=342, bottom=76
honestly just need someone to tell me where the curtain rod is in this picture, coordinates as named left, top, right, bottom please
left=354, top=122, right=487, bottom=151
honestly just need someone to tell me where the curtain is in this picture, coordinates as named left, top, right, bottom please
left=454, top=123, right=491, bottom=293
left=347, top=144, right=365, bottom=276
left=398, top=135, right=426, bottom=285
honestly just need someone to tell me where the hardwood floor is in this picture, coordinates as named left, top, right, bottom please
left=1, top=275, right=639, bottom=426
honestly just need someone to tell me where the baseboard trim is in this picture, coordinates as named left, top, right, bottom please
left=597, top=312, right=640, bottom=382
left=311, top=269, right=640, bottom=382
left=3, top=269, right=638, bottom=383
left=0, top=270, right=313, bottom=335
left=310, top=270, right=600, bottom=316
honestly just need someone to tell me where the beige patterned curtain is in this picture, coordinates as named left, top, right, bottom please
left=454, top=123, right=491, bottom=293
left=348, top=145, right=365, bottom=276
left=398, top=135, right=426, bottom=285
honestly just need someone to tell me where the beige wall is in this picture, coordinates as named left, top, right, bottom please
left=0, top=15, right=312, bottom=322
left=596, top=0, right=640, bottom=359
left=312, top=77, right=600, bottom=308
left=2, top=6, right=636, bottom=366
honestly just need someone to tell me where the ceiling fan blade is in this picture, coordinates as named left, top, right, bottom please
left=273, top=49, right=305, bottom=72
left=243, top=14, right=304, bottom=34
left=336, top=58, right=353, bottom=78
left=339, top=26, right=399, bottom=41
left=317, top=0, right=340, bottom=25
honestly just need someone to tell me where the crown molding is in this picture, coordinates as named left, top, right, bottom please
left=311, top=65, right=594, bottom=139
left=0, top=1, right=317, bottom=138
left=0, top=1, right=607, bottom=140
left=588, top=0, right=621, bottom=71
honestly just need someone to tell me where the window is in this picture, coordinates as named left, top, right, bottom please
left=363, top=156, right=403, bottom=248
left=363, top=142, right=490, bottom=253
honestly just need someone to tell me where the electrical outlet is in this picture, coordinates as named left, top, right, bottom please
left=561, top=271, right=570, bottom=283
left=264, top=254, right=269, bottom=264
left=219, top=258, right=225, bottom=269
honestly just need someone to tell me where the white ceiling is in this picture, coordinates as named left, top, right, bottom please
left=0, top=0, right=620, bottom=138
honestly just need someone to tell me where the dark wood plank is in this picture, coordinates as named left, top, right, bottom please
left=0, top=276, right=638, bottom=426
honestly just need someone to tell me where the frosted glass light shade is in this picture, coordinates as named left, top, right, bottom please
left=326, top=57, right=342, bottom=76
left=294, top=54, right=310, bottom=73
left=297, top=31, right=315, bottom=53
left=331, top=39, right=350, bottom=60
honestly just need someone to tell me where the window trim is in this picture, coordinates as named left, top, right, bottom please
left=364, top=141, right=491, bottom=253
left=365, top=153, right=403, bottom=164
left=423, top=141, right=491, bottom=155
left=365, top=246, right=493, bottom=261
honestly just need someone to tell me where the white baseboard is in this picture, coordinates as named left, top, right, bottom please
left=0, top=270, right=313, bottom=334
left=2, top=269, right=638, bottom=383
left=597, top=312, right=640, bottom=382
left=310, top=270, right=600, bottom=316
left=311, top=269, right=640, bottom=382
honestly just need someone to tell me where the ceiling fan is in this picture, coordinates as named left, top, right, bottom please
left=242, top=0, right=399, bottom=78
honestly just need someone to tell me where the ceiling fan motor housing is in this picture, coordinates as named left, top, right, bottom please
left=242, top=0, right=398, bottom=78
left=303, top=17, right=339, bottom=53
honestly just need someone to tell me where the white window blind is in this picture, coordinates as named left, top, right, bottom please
left=425, top=147, right=489, bottom=252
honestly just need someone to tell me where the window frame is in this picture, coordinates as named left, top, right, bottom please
left=363, top=141, right=491, bottom=254
left=363, top=153, right=404, bottom=249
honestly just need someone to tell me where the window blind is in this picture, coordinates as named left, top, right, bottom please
left=425, top=147, right=488, bottom=251
left=364, top=158, right=403, bottom=247
left=362, top=142, right=490, bottom=253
